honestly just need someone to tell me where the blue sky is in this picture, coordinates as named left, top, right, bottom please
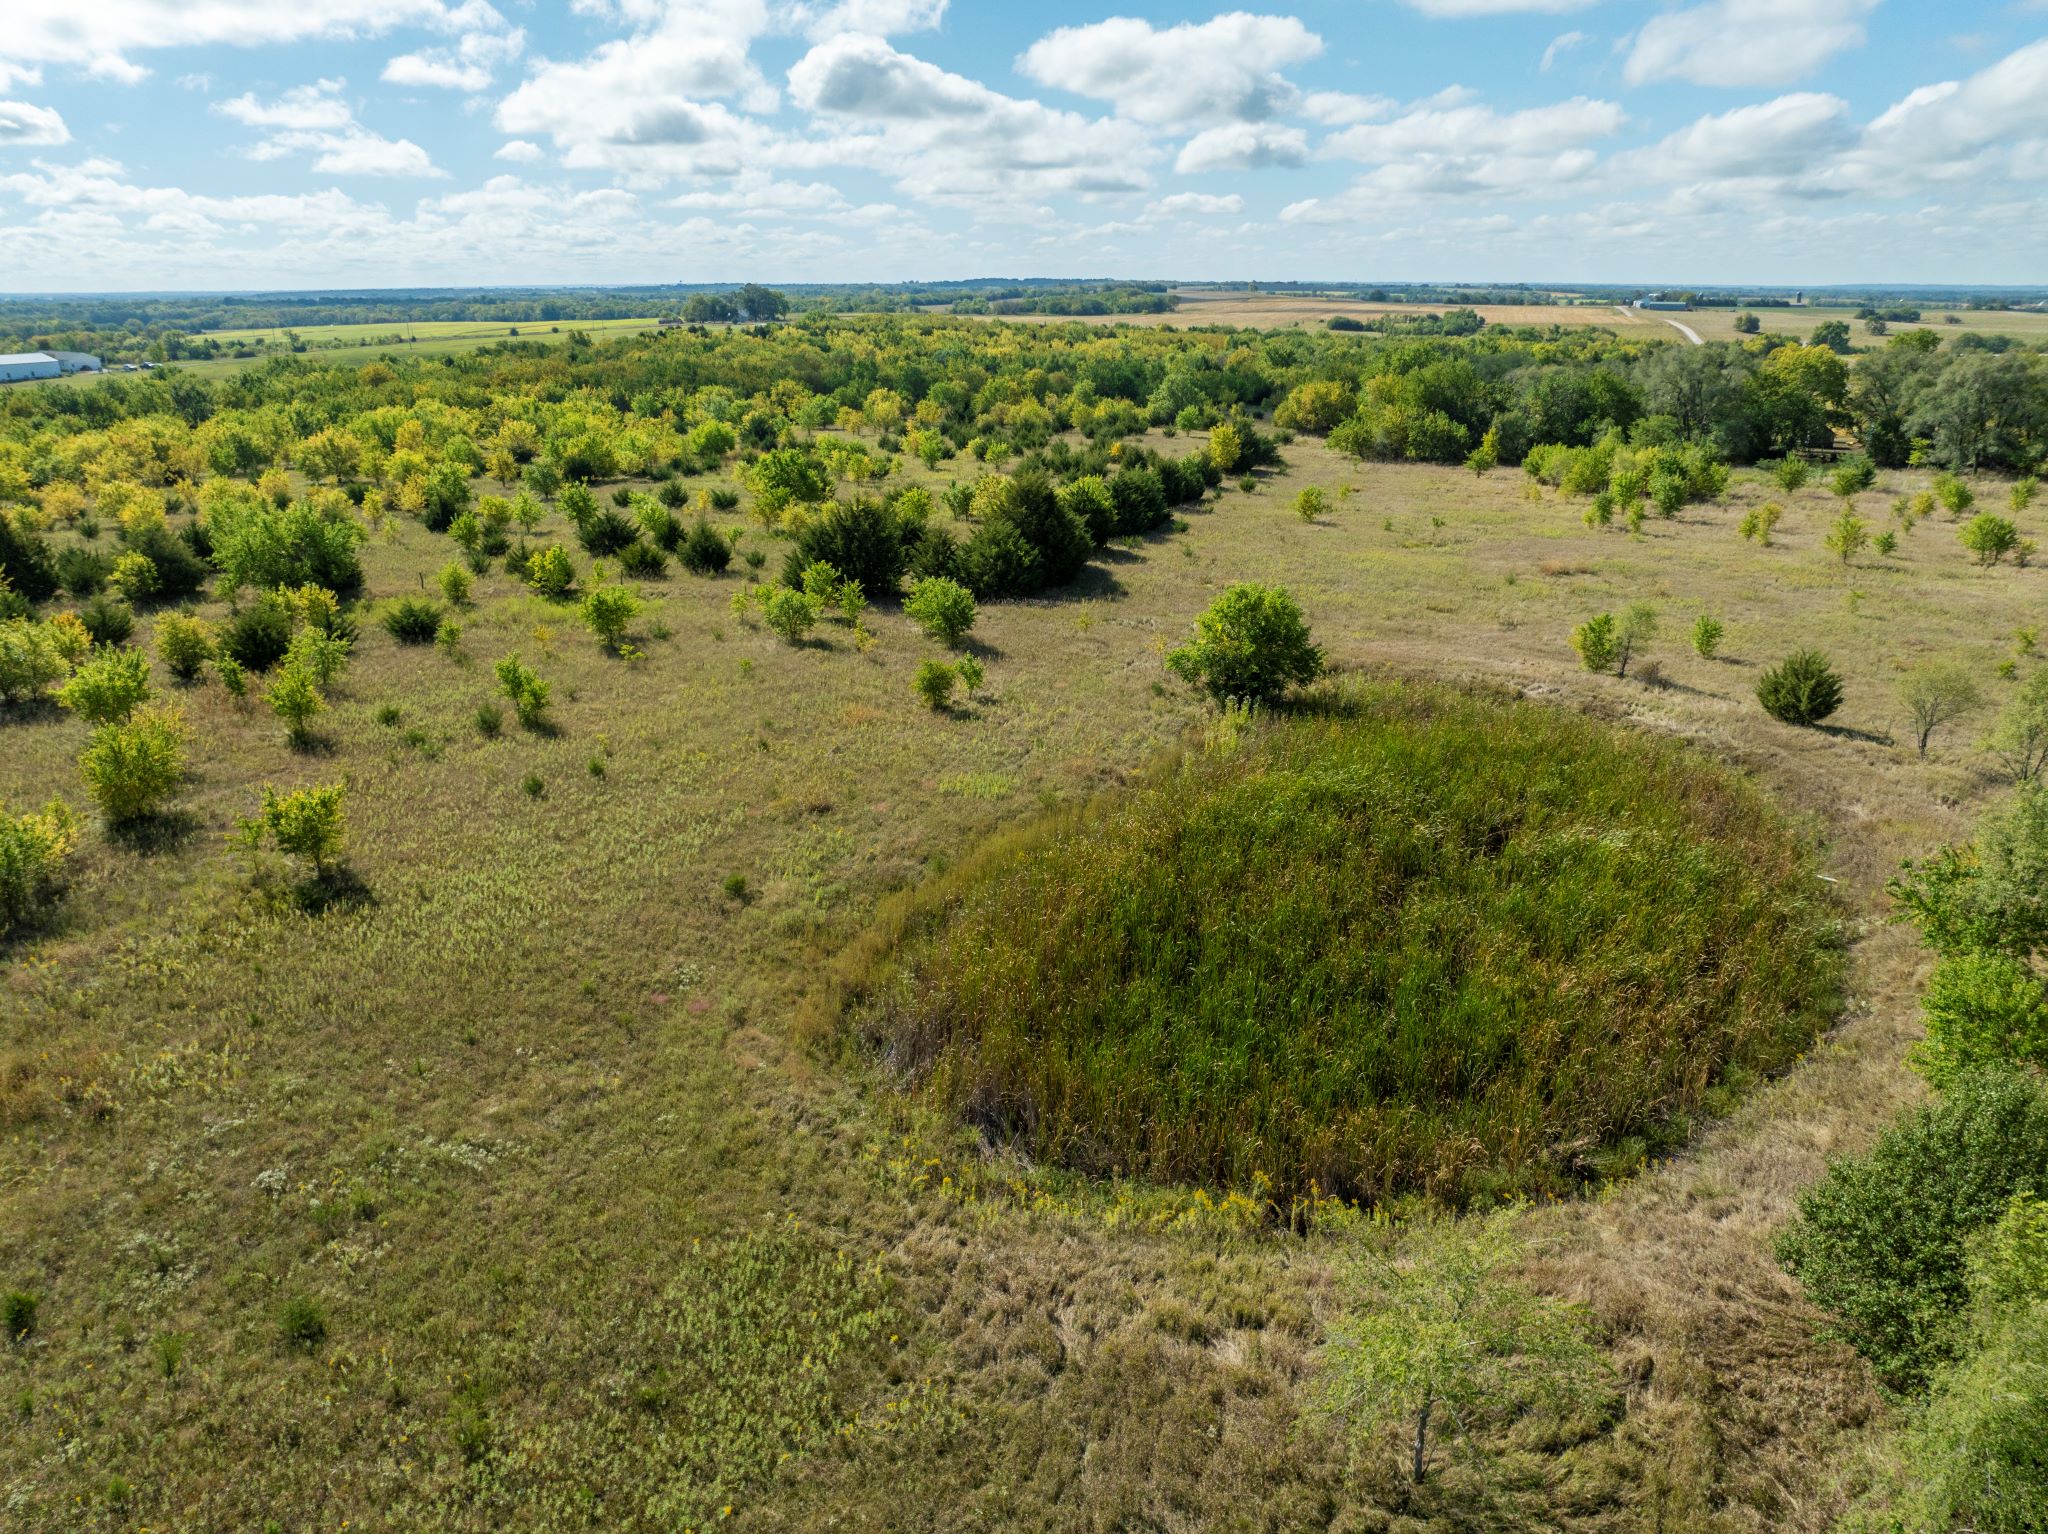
left=0, top=1, right=2044, bottom=292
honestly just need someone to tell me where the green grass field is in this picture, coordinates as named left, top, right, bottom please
left=3, top=431, right=2045, bottom=1529
left=198, top=316, right=662, bottom=347
left=1681, top=304, right=2048, bottom=346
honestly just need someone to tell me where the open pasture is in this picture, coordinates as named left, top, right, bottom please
left=1681, top=303, right=2048, bottom=347
left=198, top=315, right=661, bottom=348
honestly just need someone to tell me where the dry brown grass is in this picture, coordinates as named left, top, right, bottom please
left=0, top=438, right=2042, bottom=1529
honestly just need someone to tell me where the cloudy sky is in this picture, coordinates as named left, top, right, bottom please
left=0, top=0, right=2044, bottom=292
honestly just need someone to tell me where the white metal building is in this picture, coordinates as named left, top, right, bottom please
left=48, top=350, right=102, bottom=373
left=0, top=351, right=62, bottom=383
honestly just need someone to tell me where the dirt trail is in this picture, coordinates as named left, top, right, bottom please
left=1618, top=302, right=1706, bottom=343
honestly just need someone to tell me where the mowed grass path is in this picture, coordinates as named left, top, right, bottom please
left=1, top=440, right=2044, bottom=1529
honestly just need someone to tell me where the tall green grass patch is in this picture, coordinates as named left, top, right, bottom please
left=844, top=682, right=1842, bottom=1205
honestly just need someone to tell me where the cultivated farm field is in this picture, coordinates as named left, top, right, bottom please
left=2, top=315, right=2046, bottom=1531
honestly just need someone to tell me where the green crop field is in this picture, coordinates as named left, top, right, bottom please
left=1, top=312, right=2045, bottom=1531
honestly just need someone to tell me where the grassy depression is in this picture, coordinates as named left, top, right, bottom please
left=847, top=681, right=1845, bottom=1206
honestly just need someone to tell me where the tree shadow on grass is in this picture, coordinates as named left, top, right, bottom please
left=0, top=699, right=65, bottom=729
left=292, top=865, right=374, bottom=917
left=108, top=809, right=202, bottom=857
left=1817, top=720, right=1895, bottom=746
left=1035, top=565, right=1127, bottom=605
left=287, top=731, right=340, bottom=757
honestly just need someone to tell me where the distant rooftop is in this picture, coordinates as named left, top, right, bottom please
left=0, top=352, right=57, bottom=365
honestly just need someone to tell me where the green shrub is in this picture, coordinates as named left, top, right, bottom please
left=208, top=492, right=365, bottom=597
left=761, top=586, right=820, bottom=646
left=1571, top=613, right=1617, bottom=673
left=615, top=539, right=667, bottom=577
left=1165, top=583, right=1322, bottom=705
left=1961, top=513, right=2022, bottom=566
left=57, top=646, right=151, bottom=724
left=1108, top=467, right=1169, bottom=536
left=79, top=706, right=188, bottom=823
left=1294, top=486, right=1329, bottom=523
left=1933, top=471, right=1976, bottom=517
left=1902, top=1297, right=2048, bottom=1534
left=639, top=502, right=682, bottom=551
left=1757, top=649, right=1843, bottom=726
left=0, top=511, right=58, bottom=603
left=955, top=653, right=985, bottom=695
left=0, top=798, right=78, bottom=939
left=1777, top=1069, right=2048, bottom=1388
left=213, top=655, right=246, bottom=698
left=524, top=544, right=576, bottom=598
left=267, top=664, right=324, bottom=748
left=579, top=582, right=641, bottom=651
left=246, top=782, right=348, bottom=878
left=382, top=597, right=443, bottom=645
left=779, top=499, right=907, bottom=597
left=283, top=626, right=350, bottom=688
left=1738, top=502, right=1784, bottom=545
left=4, top=1290, right=37, bottom=1340
left=1691, top=613, right=1724, bottom=659
left=853, top=682, right=1842, bottom=1204
left=1912, top=949, right=2048, bottom=1085
left=123, top=522, right=208, bottom=603
left=679, top=518, right=732, bottom=575
left=1984, top=669, right=2048, bottom=784
left=1823, top=506, right=1869, bottom=564
left=473, top=702, right=504, bottom=738
left=1829, top=454, right=1876, bottom=498
left=438, top=562, right=472, bottom=606
left=154, top=613, right=216, bottom=682
left=107, top=550, right=158, bottom=604
left=964, top=472, right=1093, bottom=600
left=0, top=618, right=72, bottom=705
left=1057, top=476, right=1117, bottom=545
left=78, top=594, right=136, bottom=649
left=220, top=595, right=295, bottom=672
left=279, top=1293, right=327, bottom=1350
left=494, top=655, right=550, bottom=728
left=913, top=659, right=956, bottom=710
left=57, top=545, right=112, bottom=597
left=1771, top=458, right=1811, bottom=491
left=904, top=576, right=976, bottom=647
left=1892, top=783, right=2048, bottom=958
left=572, top=504, right=639, bottom=558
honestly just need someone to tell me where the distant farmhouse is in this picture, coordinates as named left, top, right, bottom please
left=0, top=350, right=102, bottom=383
left=1633, top=294, right=1691, bottom=312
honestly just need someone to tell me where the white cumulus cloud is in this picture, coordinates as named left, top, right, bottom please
left=1018, top=12, right=1321, bottom=126
left=217, top=79, right=443, bottom=176
left=0, top=100, right=70, bottom=146
left=788, top=32, right=1155, bottom=206
left=384, top=25, right=525, bottom=91
left=1174, top=122, right=1309, bottom=173
left=0, top=0, right=502, bottom=85
left=1625, top=0, right=1879, bottom=87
